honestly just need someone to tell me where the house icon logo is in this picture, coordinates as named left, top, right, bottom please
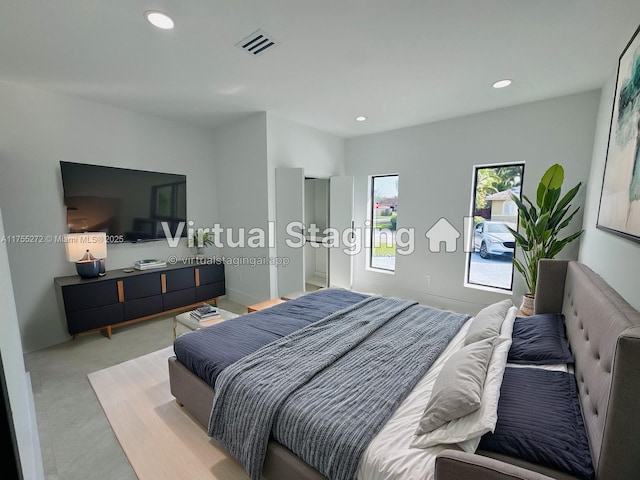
left=425, top=217, right=460, bottom=252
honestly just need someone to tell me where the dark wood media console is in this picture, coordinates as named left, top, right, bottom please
left=54, top=260, right=225, bottom=338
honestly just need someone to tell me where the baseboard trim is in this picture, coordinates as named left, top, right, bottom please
left=224, top=287, right=262, bottom=308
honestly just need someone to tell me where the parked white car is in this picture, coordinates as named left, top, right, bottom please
left=473, top=220, right=515, bottom=259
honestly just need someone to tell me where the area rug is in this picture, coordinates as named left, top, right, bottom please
left=88, top=346, right=250, bottom=480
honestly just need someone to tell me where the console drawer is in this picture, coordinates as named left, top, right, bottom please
left=196, top=281, right=225, bottom=302
left=67, top=303, right=124, bottom=335
left=164, top=268, right=195, bottom=292
left=62, top=281, right=119, bottom=312
left=196, top=264, right=224, bottom=285
left=163, top=288, right=196, bottom=311
left=123, top=295, right=164, bottom=320
left=122, top=273, right=162, bottom=300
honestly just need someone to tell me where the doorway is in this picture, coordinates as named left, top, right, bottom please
left=275, top=168, right=353, bottom=297
left=304, top=177, right=329, bottom=290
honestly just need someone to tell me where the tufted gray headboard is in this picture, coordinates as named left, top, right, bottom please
left=535, top=260, right=640, bottom=480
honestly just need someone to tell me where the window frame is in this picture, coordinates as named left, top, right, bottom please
left=367, top=173, right=399, bottom=274
left=464, top=162, right=525, bottom=294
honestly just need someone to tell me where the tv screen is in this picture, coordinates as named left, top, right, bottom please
left=60, top=161, right=187, bottom=243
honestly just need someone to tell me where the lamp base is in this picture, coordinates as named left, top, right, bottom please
left=76, top=260, right=101, bottom=279
left=99, top=258, right=106, bottom=276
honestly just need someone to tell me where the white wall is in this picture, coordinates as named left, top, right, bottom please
left=213, top=112, right=344, bottom=303
left=212, top=113, right=271, bottom=306
left=266, top=113, right=346, bottom=178
left=0, top=206, right=44, bottom=479
left=0, top=82, right=219, bottom=352
left=579, top=72, right=640, bottom=310
left=346, top=91, right=600, bottom=314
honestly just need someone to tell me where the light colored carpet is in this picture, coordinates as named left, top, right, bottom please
left=88, top=346, right=250, bottom=480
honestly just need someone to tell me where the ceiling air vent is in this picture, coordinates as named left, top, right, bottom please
left=235, top=29, right=279, bottom=56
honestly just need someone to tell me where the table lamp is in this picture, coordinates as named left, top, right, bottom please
left=64, top=232, right=108, bottom=278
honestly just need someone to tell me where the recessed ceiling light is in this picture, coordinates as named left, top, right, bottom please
left=145, top=11, right=174, bottom=30
left=355, top=116, right=367, bottom=122
left=492, top=79, right=512, bottom=89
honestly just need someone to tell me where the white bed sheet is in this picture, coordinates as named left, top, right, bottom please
left=506, top=362, right=569, bottom=372
left=356, top=318, right=472, bottom=480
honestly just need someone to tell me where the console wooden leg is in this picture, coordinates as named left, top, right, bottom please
left=101, top=326, right=112, bottom=339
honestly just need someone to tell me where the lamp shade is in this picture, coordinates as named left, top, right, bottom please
left=64, top=232, right=107, bottom=262
left=64, top=232, right=107, bottom=278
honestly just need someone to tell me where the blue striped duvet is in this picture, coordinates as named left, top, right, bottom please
left=172, top=288, right=369, bottom=387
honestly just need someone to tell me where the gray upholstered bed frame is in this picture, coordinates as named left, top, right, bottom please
left=168, top=260, right=640, bottom=480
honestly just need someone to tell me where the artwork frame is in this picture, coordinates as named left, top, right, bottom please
left=597, top=24, right=640, bottom=243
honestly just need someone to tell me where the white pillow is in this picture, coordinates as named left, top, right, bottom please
left=414, top=337, right=495, bottom=434
left=465, top=299, right=513, bottom=345
left=409, top=306, right=516, bottom=452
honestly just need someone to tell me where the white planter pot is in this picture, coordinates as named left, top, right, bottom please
left=519, top=294, right=535, bottom=316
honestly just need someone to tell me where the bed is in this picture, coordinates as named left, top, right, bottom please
left=168, top=260, right=640, bottom=480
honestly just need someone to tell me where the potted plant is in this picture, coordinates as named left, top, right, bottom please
left=508, top=164, right=584, bottom=315
left=189, top=230, right=215, bottom=257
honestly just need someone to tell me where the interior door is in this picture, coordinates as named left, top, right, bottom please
left=275, top=168, right=305, bottom=297
left=329, top=175, right=354, bottom=289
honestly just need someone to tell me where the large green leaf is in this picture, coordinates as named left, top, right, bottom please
left=546, top=230, right=584, bottom=258
left=536, top=164, right=564, bottom=208
left=521, top=194, right=539, bottom=223
left=552, top=183, right=581, bottom=217
left=542, top=187, right=561, bottom=214
left=512, top=258, right=533, bottom=293
left=555, top=206, right=581, bottom=232
left=534, top=212, right=550, bottom=239
left=508, top=227, right=531, bottom=250
left=548, top=205, right=572, bottom=231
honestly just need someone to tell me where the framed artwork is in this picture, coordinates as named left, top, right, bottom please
left=597, top=24, right=640, bottom=243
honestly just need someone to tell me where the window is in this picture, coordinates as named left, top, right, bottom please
left=369, top=174, right=399, bottom=272
left=503, top=200, right=517, bottom=216
left=465, top=163, right=524, bottom=292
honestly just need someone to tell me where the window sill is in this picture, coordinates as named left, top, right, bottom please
left=464, top=282, right=512, bottom=295
left=366, top=266, right=395, bottom=275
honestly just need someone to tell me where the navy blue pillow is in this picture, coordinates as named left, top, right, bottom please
left=508, top=313, right=574, bottom=364
left=479, top=368, right=594, bottom=480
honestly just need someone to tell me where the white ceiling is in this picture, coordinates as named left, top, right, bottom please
left=1, top=1, right=639, bottom=138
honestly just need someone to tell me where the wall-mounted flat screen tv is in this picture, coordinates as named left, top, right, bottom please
left=60, top=161, right=187, bottom=243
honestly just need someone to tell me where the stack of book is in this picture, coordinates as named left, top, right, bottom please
left=190, top=303, right=219, bottom=322
left=134, top=259, right=167, bottom=270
